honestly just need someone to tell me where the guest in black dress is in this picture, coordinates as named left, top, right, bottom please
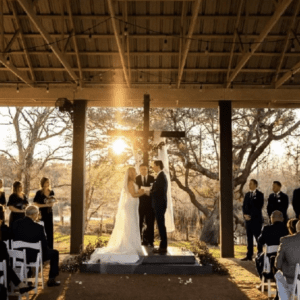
left=7, top=181, right=29, bottom=228
left=33, top=177, right=56, bottom=249
left=0, top=179, right=6, bottom=222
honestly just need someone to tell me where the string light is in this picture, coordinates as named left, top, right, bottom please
left=204, top=42, right=209, bottom=54
left=168, top=81, right=172, bottom=88
left=199, top=84, right=203, bottom=92
left=291, top=41, right=296, bottom=52
left=16, top=83, right=19, bottom=93
left=291, top=73, right=295, bottom=82
left=163, top=39, right=168, bottom=51
left=46, top=84, right=49, bottom=93
left=123, top=26, right=128, bottom=36
left=6, top=56, right=10, bottom=65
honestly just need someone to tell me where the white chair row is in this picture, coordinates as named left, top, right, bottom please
left=3, top=240, right=45, bottom=294
left=291, top=263, right=300, bottom=300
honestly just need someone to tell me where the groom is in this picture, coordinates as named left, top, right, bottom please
left=136, top=163, right=155, bottom=247
left=151, top=160, right=168, bottom=254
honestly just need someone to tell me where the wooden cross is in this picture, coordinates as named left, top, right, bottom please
left=108, top=94, right=185, bottom=166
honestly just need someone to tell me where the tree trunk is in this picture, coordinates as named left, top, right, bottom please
left=200, top=198, right=219, bottom=245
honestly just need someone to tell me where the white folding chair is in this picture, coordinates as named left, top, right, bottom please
left=0, top=260, right=8, bottom=300
left=261, top=244, right=279, bottom=298
left=3, top=240, right=10, bottom=250
left=7, top=249, right=29, bottom=300
left=291, top=263, right=300, bottom=300
left=12, top=241, right=44, bottom=294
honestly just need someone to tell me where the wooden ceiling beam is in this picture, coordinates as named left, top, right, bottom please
left=2, top=13, right=300, bottom=21
left=16, top=0, right=78, bottom=83
left=178, top=1, right=187, bottom=87
left=123, top=2, right=131, bottom=82
left=66, top=0, right=83, bottom=87
left=177, top=0, right=202, bottom=88
left=0, top=67, right=292, bottom=73
left=273, top=0, right=300, bottom=84
left=0, top=0, right=3, bottom=53
left=2, top=32, right=295, bottom=40
left=107, top=0, right=130, bottom=88
left=227, top=0, right=244, bottom=81
left=6, top=50, right=300, bottom=57
left=226, top=0, right=293, bottom=88
left=0, top=53, right=34, bottom=86
left=9, top=1, right=36, bottom=82
left=4, top=28, right=20, bottom=53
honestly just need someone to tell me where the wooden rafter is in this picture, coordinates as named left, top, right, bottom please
left=9, top=1, right=35, bottom=82
left=0, top=0, right=3, bottom=53
left=273, top=0, right=300, bottom=84
left=177, top=0, right=202, bottom=88
left=123, top=2, right=131, bottom=82
left=60, top=0, right=65, bottom=52
left=16, top=0, right=78, bottom=83
left=227, top=0, right=244, bottom=81
left=4, top=28, right=20, bottom=53
left=107, top=0, right=130, bottom=88
left=226, top=0, right=293, bottom=88
left=178, top=1, right=187, bottom=84
left=66, top=0, right=83, bottom=87
left=0, top=53, right=34, bottom=86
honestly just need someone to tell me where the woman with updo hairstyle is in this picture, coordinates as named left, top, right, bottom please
left=287, top=218, right=299, bottom=235
left=33, top=177, right=56, bottom=249
left=0, top=179, right=6, bottom=223
left=7, top=181, right=29, bottom=227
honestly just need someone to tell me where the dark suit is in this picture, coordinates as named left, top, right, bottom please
left=12, top=217, right=59, bottom=279
left=242, top=189, right=264, bottom=258
left=255, top=221, right=289, bottom=278
left=136, top=174, right=155, bottom=245
left=267, top=192, right=289, bottom=224
left=150, top=171, right=168, bottom=249
left=292, top=187, right=300, bottom=219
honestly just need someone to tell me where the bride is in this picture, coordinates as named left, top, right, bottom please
left=89, top=167, right=146, bottom=264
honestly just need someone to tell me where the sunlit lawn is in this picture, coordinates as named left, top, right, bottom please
left=54, top=227, right=250, bottom=258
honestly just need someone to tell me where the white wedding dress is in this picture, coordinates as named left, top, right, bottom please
left=89, top=170, right=144, bottom=264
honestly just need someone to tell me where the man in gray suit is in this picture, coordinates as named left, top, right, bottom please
left=274, top=220, right=300, bottom=300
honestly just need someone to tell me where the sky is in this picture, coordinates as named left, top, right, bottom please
left=0, top=107, right=298, bottom=161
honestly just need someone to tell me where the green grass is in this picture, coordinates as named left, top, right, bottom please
left=54, top=227, right=251, bottom=259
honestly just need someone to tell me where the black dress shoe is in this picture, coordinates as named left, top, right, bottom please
left=18, top=286, right=35, bottom=294
left=47, top=279, right=61, bottom=287
left=153, top=248, right=167, bottom=254
left=240, top=256, right=252, bottom=261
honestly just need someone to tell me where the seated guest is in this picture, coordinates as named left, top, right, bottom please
left=255, top=211, right=289, bottom=279
left=7, top=181, right=29, bottom=227
left=274, top=220, right=300, bottom=300
left=0, top=218, right=11, bottom=243
left=0, top=178, right=6, bottom=222
left=292, top=186, right=300, bottom=219
left=0, top=221, right=35, bottom=294
left=267, top=181, right=289, bottom=225
left=241, top=179, right=264, bottom=261
left=12, top=205, right=60, bottom=287
left=287, top=218, right=299, bottom=235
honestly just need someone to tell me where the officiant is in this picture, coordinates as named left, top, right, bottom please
left=136, top=164, right=155, bottom=247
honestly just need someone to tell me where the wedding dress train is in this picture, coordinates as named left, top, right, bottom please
left=89, top=170, right=144, bottom=264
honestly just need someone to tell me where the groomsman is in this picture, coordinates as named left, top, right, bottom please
left=136, top=164, right=155, bottom=247
left=241, top=179, right=264, bottom=261
left=267, top=181, right=289, bottom=224
left=292, top=186, right=300, bottom=219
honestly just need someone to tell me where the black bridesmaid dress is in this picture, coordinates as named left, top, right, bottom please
left=33, top=190, right=55, bottom=249
left=0, top=192, right=6, bottom=222
left=7, top=194, right=29, bottom=227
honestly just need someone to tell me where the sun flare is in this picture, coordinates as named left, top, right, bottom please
left=112, top=139, right=127, bottom=155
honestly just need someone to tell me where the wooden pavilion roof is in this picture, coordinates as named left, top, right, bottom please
left=1, top=0, right=300, bottom=108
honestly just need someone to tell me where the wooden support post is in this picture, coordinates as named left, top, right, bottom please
left=219, top=101, right=234, bottom=258
left=143, top=94, right=150, bottom=166
left=70, top=100, right=87, bottom=254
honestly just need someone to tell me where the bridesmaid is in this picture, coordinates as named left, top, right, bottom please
left=0, top=179, right=6, bottom=223
left=7, top=181, right=29, bottom=227
left=33, top=177, right=56, bottom=249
